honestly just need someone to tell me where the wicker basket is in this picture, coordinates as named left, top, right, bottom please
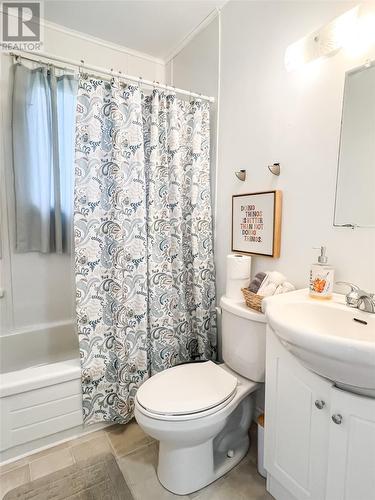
left=241, top=288, right=264, bottom=313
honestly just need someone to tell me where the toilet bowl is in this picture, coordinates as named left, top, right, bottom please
left=135, top=297, right=267, bottom=495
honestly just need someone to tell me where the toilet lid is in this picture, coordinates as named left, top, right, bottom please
left=136, top=361, right=238, bottom=416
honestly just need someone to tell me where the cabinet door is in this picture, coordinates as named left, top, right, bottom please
left=265, top=329, right=332, bottom=500
left=326, top=388, right=375, bottom=500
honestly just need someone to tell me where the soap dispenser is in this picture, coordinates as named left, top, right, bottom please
left=309, top=246, right=334, bottom=300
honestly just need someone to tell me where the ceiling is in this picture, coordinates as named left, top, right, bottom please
left=44, top=0, right=226, bottom=61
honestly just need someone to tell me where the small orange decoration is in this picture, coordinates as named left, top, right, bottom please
left=312, top=278, right=326, bottom=293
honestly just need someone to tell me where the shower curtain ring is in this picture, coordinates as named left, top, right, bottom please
left=118, top=70, right=125, bottom=88
left=79, top=59, right=85, bottom=74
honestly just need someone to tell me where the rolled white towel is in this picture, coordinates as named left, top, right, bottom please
left=258, top=283, right=277, bottom=297
left=282, top=282, right=295, bottom=293
left=258, top=271, right=287, bottom=295
left=267, top=271, right=287, bottom=286
left=274, top=281, right=296, bottom=295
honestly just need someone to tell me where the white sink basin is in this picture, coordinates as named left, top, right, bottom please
left=264, top=290, right=375, bottom=397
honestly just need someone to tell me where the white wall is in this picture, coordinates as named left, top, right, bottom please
left=171, top=1, right=375, bottom=301
left=216, top=0, right=375, bottom=299
left=0, top=21, right=165, bottom=336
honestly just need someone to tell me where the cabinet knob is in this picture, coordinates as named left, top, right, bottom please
left=332, top=414, right=343, bottom=425
left=315, top=400, right=325, bottom=410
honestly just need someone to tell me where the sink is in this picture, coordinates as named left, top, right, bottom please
left=263, top=289, right=375, bottom=397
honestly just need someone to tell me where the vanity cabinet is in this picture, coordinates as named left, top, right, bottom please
left=325, top=387, right=375, bottom=500
left=264, top=328, right=332, bottom=500
left=264, top=327, right=375, bottom=500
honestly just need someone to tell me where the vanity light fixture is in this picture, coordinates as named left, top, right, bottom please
left=285, top=6, right=360, bottom=71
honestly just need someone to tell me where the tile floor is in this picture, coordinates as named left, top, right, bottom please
left=0, top=421, right=273, bottom=500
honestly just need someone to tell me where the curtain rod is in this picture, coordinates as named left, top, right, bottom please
left=6, top=50, right=215, bottom=103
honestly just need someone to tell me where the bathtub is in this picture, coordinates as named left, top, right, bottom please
left=0, top=321, right=106, bottom=464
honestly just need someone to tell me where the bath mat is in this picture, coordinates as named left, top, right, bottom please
left=4, top=453, right=134, bottom=500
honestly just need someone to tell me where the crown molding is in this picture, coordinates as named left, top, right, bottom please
left=41, top=18, right=165, bottom=66
left=2, top=4, right=228, bottom=66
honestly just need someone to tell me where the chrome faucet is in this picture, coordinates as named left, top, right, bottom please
left=336, top=282, right=375, bottom=314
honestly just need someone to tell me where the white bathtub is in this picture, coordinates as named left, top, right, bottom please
left=0, top=322, right=106, bottom=464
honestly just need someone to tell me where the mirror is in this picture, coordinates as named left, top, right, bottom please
left=334, top=62, right=375, bottom=228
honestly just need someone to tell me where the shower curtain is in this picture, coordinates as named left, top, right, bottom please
left=74, top=75, right=216, bottom=424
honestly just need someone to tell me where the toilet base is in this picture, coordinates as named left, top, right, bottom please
left=158, top=435, right=249, bottom=495
left=157, top=395, right=253, bottom=495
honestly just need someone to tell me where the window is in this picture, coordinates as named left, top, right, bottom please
left=12, top=63, right=77, bottom=253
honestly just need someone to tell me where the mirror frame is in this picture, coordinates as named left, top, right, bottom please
left=333, top=60, right=375, bottom=229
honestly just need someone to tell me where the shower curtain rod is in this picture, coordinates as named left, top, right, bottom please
left=7, top=49, right=215, bottom=103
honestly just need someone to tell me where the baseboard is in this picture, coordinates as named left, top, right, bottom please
left=0, top=422, right=111, bottom=466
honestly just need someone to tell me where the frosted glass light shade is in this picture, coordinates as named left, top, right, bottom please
left=285, top=6, right=360, bottom=71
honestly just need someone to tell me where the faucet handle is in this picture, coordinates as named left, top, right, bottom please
left=335, top=282, right=362, bottom=308
left=335, top=282, right=360, bottom=292
left=357, top=294, right=375, bottom=314
left=336, top=283, right=375, bottom=313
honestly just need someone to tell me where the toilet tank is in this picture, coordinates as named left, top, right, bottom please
left=220, top=296, right=267, bottom=382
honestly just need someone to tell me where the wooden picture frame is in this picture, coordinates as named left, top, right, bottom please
left=231, top=190, right=282, bottom=257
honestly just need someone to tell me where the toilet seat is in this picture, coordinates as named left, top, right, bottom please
left=136, top=361, right=238, bottom=420
left=136, top=391, right=237, bottom=421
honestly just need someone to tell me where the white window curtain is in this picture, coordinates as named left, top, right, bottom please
left=12, top=62, right=78, bottom=253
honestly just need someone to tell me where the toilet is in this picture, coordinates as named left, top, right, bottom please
left=134, top=296, right=266, bottom=495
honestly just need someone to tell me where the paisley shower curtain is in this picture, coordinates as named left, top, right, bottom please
left=143, top=91, right=216, bottom=375
left=74, top=76, right=216, bottom=424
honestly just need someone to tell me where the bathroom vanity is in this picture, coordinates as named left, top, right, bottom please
left=263, top=290, right=375, bottom=500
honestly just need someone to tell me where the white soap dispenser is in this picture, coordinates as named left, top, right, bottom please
left=309, top=246, right=334, bottom=300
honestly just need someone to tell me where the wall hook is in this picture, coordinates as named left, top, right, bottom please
left=268, top=163, right=281, bottom=176
left=235, top=169, right=246, bottom=181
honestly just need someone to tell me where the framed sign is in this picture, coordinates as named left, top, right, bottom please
left=231, top=190, right=282, bottom=257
